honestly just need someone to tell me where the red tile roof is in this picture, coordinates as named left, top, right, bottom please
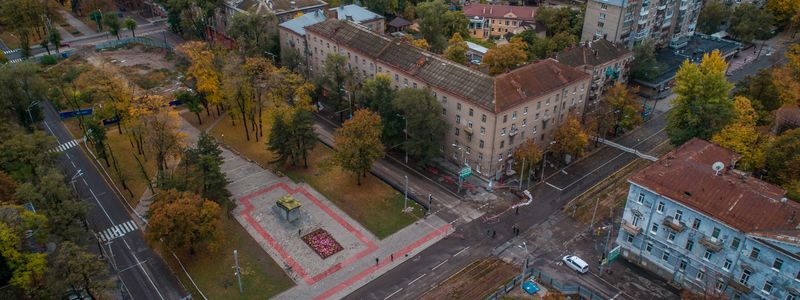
left=630, top=138, right=797, bottom=233
left=463, top=4, right=537, bottom=22
left=494, top=59, right=590, bottom=112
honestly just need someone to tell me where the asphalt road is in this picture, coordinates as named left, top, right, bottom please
left=41, top=102, right=188, bottom=300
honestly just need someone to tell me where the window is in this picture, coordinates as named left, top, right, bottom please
left=537, top=101, right=541, bottom=109
left=498, top=154, right=503, bottom=161
left=750, top=248, right=760, bottom=259
left=773, top=258, right=784, bottom=271
left=685, top=240, right=694, bottom=251
left=739, top=270, right=751, bottom=285
left=522, top=119, right=527, bottom=127
left=667, top=232, right=676, bottom=243
left=478, top=153, right=483, bottom=161
left=468, top=121, right=473, bottom=129
left=637, top=193, right=645, bottom=204
left=533, top=125, right=537, bottom=133
left=646, top=242, right=653, bottom=253
left=723, top=259, right=732, bottom=271
left=601, top=3, right=608, bottom=9
left=731, top=237, right=740, bottom=249
left=503, top=115, right=507, bottom=123
left=712, top=227, right=721, bottom=238
left=480, top=127, right=485, bottom=135
left=599, top=13, right=606, bottom=20
left=675, top=210, right=683, bottom=221
left=696, top=270, right=705, bottom=281
left=479, top=140, right=485, bottom=148
left=500, top=141, right=504, bottom=148
left=598, top=21, right=605, bottom=28
left=535, top=113, right=540, bottom=120
left=662, top=252, right=670, bottom=262
left=626, top=233, right=634, bottom=243
left=442, top=108, right=447, bottom=115
left=413, top=82, right=417, bottom=89
left=443, top=96, right=448, bottom=103
left=651, top=223, right=659, bottom=234
left=457, top=103, right=462, bottom=110
left=501, top=128, right=506, bottom=135
left=763, top=281, right=773, bottom=295
left=466, top=147, right=471, bottom=155
left=481, top=114, right=487, bottom=122
left=632, top=215, right=641, bottom=227
left=703, top=250, right=713, bottom=261
left=715, top=280, right=725, bottom=291
left=395, top=74, right=399, bottom=81
left=656, top=201, right=665, bottom=213
left=469, top=108, right=474, bottom=116
left=455, top=128, right=459, bottom=136
left=679, top=260, right=687, bottom=271
left=692, top=218, right=701, bottom=230
left=404, top=78, right=408, bottom=86
left=456, top=115, right=461, bottom=123
left=512, top=112, right=517, bottom=119
left=524, top=107, right=528, bottom=114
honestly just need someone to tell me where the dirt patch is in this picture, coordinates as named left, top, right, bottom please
left=421, top=259, right=518, bottom=300
left=86, top=46, right=184, bottom=95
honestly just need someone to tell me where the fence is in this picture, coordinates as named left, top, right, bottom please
left=95, top=36, right=172, bottom=51
left=484, top=267, right=607, bottom=300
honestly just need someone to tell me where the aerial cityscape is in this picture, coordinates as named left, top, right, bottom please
left=0, top=0, right=798, bottom=299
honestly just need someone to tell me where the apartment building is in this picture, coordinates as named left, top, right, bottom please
left=553, top=39, right=634, bottom=111
left=463, top=4, right=537, bottom=39
left=617, top=138, right=800, bottom=299
left=581, top=0, right=703, bottom=49
left=213, top=0, right=327, bottom=38
left=300, top=19, right=590, bottom=180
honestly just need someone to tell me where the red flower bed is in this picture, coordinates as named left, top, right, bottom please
left=302, top=229, right=343, bottom=259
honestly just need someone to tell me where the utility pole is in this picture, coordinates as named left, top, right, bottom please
left=590, top=197, right=600, bottom=234
left=397, top=114, right=408, bottom=164
left=234, top=250, right=243, bottom=293
left=27, top=101, right=39, bottom=124
left=518, top=242, right=529, bottom=281
left=518, top=157, right=525, bottom=190
left=403, top=175, right=408, bottom=211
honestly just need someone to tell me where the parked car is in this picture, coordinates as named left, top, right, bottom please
left=562, top=255, right=589, bottom=274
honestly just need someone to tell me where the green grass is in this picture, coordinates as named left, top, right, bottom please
left=208, top=114, right=420, bottom=239
left=167, top=216, right=294, bottom=300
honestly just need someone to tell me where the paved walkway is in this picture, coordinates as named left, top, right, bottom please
left=60, top=10, right=96, bottom=36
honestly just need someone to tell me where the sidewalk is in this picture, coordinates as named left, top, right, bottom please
left=60, top=10, right=96, bottom=36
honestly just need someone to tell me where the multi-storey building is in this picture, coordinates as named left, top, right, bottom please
left=463, top=4, right=537, bottom=39
left=299, top=19, right=590, bottom=180
left=553, top=39, right=634, bottom=111
left=212, top=0, right=327, bottom=44
left=617, top=138, right=800, bottom=299
left=581, top=0, right=703, bottom=49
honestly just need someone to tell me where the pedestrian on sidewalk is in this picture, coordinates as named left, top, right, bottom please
left=375, top=258, right=379, bottom=265
left=391, top=254, right=394, bottom=262
left=492, top=229, right=496, bottom=238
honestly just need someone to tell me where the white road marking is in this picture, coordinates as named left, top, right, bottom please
left=431, top=259, right=449, bottom=270
left=407, top=273, right=426, bottom=286
left=98, top=220, right=139, bottom=242
left=453, top=246, right=470, bottom=257
left=545, top=181, right=564, bottom=191
left=133, top=252, right=165, bottom=300
left=384, top=288, right=403, bottom=300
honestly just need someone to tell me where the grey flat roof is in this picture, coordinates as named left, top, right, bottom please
left=636, top=34, right=741, bottom=86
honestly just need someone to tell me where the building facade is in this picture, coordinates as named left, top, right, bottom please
left=463, top=4, right=537, bottom=39
left=553, top=39, right=634, bottom=111
left=213, top=0, right=328, bottom=44
left=581, top=0, right=703, bottom=49
left=616, top=139, right=800, bottom=299
left=298, top=19, right=590, bottom=180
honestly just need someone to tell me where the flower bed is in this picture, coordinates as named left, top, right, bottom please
left=301, top=229, right=343, bottom=259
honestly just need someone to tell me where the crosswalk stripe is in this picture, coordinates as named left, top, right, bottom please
left=97, top=220, right=138, bottom=242
left=122, top=222, right=132, bottom=233
left=128, top=220, right=138, bottom=230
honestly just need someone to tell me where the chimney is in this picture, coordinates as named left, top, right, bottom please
left=326, top=8, right=339, bottom=20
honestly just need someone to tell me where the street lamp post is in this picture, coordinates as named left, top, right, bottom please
left=518, top=242, right=530, bottom=280
left=540, top=141, right=556, bottom=183
left=403, top=175, right=408, bottom=211
left=26, top=101, right=39, bottom=124
left=397, top=114, right=408, bottom=164
left=518, top=157, right=526, bottom=190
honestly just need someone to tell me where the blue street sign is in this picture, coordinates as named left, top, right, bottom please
left=59, top=108, right=93, bottom=119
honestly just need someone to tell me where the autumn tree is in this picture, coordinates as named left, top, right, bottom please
left=729, top=4, right=774, bottom=44
left=599, top=83, right=643, bottom=136
left=630, top=41, right=665, bottom=81
left=711, top=96, right=765, bottom=171
left=0, top=62, right=48, bottom=128
left=0, top=205, right=48, bottom=296
left=358, top=74, right=402, bottom=145
left=222, top=54, right=254, bottom=141
left=416, top=0, right=449, bottom=52
left=766, top=0, right=800, bottom=32
left=771, top=44, right=800, bottom=106
left=366, top=0, right=399, bottom=15
left=136, top=95, right=184, bottom=180
left=552, top=114, right=589, bottom=160
left=442, top=10, right=469, bottom=40
left=50, top=241, right=111, bottom=299
left=764, top=128, right=800, bottom=193
left=444, top=32, right=468, bottom=64
left=177, top=41, right=221, bottom=115
left=145, top=189, right=223, bottom=254
left=393, top=88, right=448, bottom=165
left=735, top=69, right=782, bottom=123
left=512, top=139, right=542, bottom=178
left=697, top=0, right=731, bottom=34
left=333, top=109, right=385, bottom=185
left=411, top=38, right=431, bottom=51
left=14, top=167, right=88, bottom=242
left=103, top=13, right=121, bottom=39
left=667, top=50, right=734, bottom=145
left=535, top=6, right=583, bottom=37
left=0, top=171, right=17, bottom=203
left=227, top=11, right=279, bottom=58
left=483, top=39, right=528, bottom=75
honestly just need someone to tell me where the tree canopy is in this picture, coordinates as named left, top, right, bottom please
left=444, top=32, right=468, bottom=64
left=697, top=0, right=731, bottom=34
left=393, top=88, right=448, bottom=165
left=333, top=109, right=385, bottom=185
left=415, top=0, right=449, bottom=52
left=145, top=189, right=223, bottom=254
left=552, top=114, right=589, bottom=160
left=483, top=39, right=528, bottom=75
left=630, top=41, right=665, bottom=81
left=729, top=3, right=774, bottom=44
left=711, top=96, right=764, bottom=171
left=512, top=139, right=542, bottom=177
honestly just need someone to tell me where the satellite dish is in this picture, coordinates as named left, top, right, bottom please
left=712, top=162, right=725, bottom=175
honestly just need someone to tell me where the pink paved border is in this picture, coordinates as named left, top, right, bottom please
left=239, top=182, right=378, bottom=285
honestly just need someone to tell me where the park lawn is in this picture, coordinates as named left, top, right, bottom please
left=209, top=114, right=420, bottom=239
left=63, top=119, right=158, bottom=206
left=179, top=110, right=223, bottom=133
left=282, top=144, right=422, bottom=239
left=167, top=215, right=294, bottom=300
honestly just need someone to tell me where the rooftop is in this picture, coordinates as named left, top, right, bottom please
left=388, top=17, right=412, bottom=28
left=466, top=41, right=488, bottom=54
left=554, top=39, right=632, bottom=69
left=304, top=20, right=589, bottom=112
left=228, top=0, right=327, bottom=15
left=280, top=5, right=383, bottom=36
left=463, top=4, right=537, bottom=22
left=635, top=34, right=742, bottom=87
left=630, top=138, right=798, bottom=234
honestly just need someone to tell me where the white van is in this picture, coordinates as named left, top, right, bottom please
left=562, top=255, right=589, bottom=274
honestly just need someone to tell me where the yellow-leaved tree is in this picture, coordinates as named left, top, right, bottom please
left=177, top=41, right=221, bottom=115
left=711, top=96, right=765, bottom=171
left=483, top=38, right=528, bottom=75
left=553, top=114, right=589, bottom=160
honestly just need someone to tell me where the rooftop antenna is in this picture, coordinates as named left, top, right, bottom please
left=712, top=161, right=725, bottom=176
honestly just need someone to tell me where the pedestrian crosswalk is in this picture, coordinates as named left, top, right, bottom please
left=3, top=49, right=19, bottom=55
left=97, top=220, right=139, bottom=242
left=49, top=139, right=82, bottom=153
left=8, top=58, right=23, bottom=64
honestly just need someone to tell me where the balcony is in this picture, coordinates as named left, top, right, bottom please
left=640, top=8, right=650, bottom=16
left=662, top=216, right=686, bottom=232
left=657, top=4, right=667, bottom=9
left=699, top=234, right=724, bottom=252
left=463, top=126, right=474, bottom=135
left=508, top=127, right=518, bottom=136
left=621, top=219, right=642, bottom=236
left=662, top=20, right=671, bottom=27
left=728, top=278, right=753, bottom=294
left=638, top=18, right=648, bottom=25
left=633, top=30, right=649, bottom=40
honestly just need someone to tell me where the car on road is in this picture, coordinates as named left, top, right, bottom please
left=562, top=255, right=589, bottom=274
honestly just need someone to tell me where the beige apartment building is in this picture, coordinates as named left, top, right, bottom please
left=554, top=39, right=634, bottom=111
left=301, top=19, right=590, bottom=179
left=463, top=4, right=537, bottom=39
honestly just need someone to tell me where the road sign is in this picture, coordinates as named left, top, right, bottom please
left=459, top=167, right=472, bottom=178
left=608, top=245, right=621, bottom=263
